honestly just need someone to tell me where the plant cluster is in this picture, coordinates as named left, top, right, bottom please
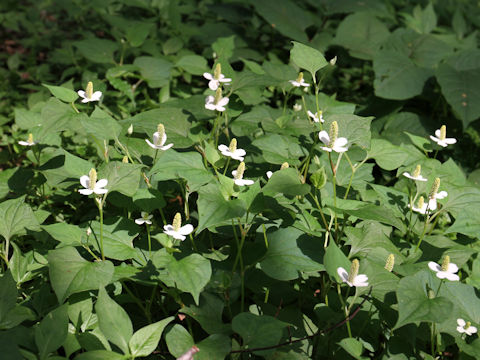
left=1, top=1, right=480, bottom=359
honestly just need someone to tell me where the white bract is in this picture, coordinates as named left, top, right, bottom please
left=176, top=346, right=199, bottom=360
left=232, top=162, right=254, bottom=186
left=319, top=121, right=348, bottom=153
left=289, top=72, right=310, bottom=87
left=79, top=168, right=108, bottom=196
left=18, top=133, right=37, bottom=146
left=266, top=171, right=273, bottom=179
left=218, top=138, right=245, bottom=161
left=163, top=213, right=194, bottom=241
left=337, top=259, right=369, bottom=287
left=430, top=125, right=456, bottom=147
left=135, top=212, right=153, bottom=225
left=145, top=124, right=173, bottom=150
left=205, top=88, right=229, bottom=112
left=308, top=110, right=324, bottom=123
left=293, top=103, right=302, bottom=112
left=428, top=256, right=459, bottom=281
left=203, top=63, right=231, bottom=90
left=77, top=81, right=102, bottom=103
left=408, top=196, right=429, bottom=214
left=403, top=164, right=427, bottom=182
left=457, top=319, right=477, bottom=336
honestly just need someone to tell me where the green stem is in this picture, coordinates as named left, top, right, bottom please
left=71, top=102, right=80, bottom=113
left=223, top=157, right=230, bottom=176
left=337, top=284, right=352, bottom=338
left=98, top=200, right=105, bottom=261
left=414, top=212, right=431, bottom=252
left=146, top=224, right=152, bottom=258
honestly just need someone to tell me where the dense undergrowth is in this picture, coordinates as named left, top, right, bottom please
left=1, top=0, right=480, bottom=359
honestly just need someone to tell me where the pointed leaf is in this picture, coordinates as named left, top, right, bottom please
left=129, top=317, right=174, bottom=357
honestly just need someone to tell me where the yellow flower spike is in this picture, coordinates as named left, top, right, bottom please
left=441, top=255, right=450, bottom=272
left=234, top=162, right=245, bottom=180
left=348, top=259, right=360, bottom=284
left=296, top=72, right=304, bottom=83
left=417, top=196, right=425, bottom=209
left=280, top=162, right=289, bottom=170
left=439, top=125, right=446, bottom=141
left=385, top=254, right=395, bottom=272
left=412, top=165, right=421, bottom=178
left=429, top=178, right=440, bottom=199
left=229, top=138, right=237, bottom=153
left=172, top=212, right=182, bottom=232
left=88, top=168, right=97, bottom=190
left=86, top=81, right=94, bottom=99
left=214, top=63, right=222, bottom=80
left=328, top=121, right=339, bottom=149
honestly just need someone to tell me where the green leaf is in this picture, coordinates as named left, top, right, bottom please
left=165, top=324, right=194, bottom=358
left=176, top=55, right=208, bottom=75
left=323, top=241, right=351, bottom=282
left=74, top=350, right=125, bottom=360
left=48, top=247, right=114, bottom=303
left=341, top=204, right=405, bottom=231
left=100, top=161, right=143, bottom=197
left=96, top=287, right=133, bottom=355
left=367, top=139, right=411, bottom=170
left=133, top=56, right=172, bottom=88
left=263, top=168, right=310, bottom=196
left=0, top=272, right=17, bottom=323
left=150, top=150, right=214, bottom=190
left=43, top=84, right=78, bottom=103
left=232, top=313, right=288, bottom=355
left=195, top=334, right=231, bottom=360
left=333, top=12, right=390, bottom=60
left=436, top=63, right=480, bottom=129
left=129, top=317, right=174, bottom=357
left=81, top=111, right=122, bottom=142
left=325, top=114, right=373, bottom=150
left=89, top=218, right=138, bottom=261
left=252, top=0, right=313, bottom=42
left=338, top=338, right=364, bottom=359
left=35, top=305, right=69, bottom=360
left=196, top=183, right=245, bottom=233
left=181, top=293, right=230, bottom=334
left=167, top=254, right=212, bottom=304
left=290, top=42, right=328, bottom=77
left=395, top=270, right=454, bottom=329
left=373, top=50, right=432, bottom=100
left=252, top=134, right=307, bottom=166
left=260, top=227, right=324, bottom=280
left=74, top=38, right=119, bottom=64
left=121, top=108, right=193, bottom=149
left=0, top=196, right=39, bottom=242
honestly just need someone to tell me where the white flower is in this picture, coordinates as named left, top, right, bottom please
left=203, top=63, right=231, bottom=91
left=79, top=168, right=108, bottom=195
left=176, top=346, right=199, bottom=360
left=403, top=164, right=427, bottom=182
left=307, top=110, right=324, bottom=123
left=145, top=124, right=173, bottom=150
left=427, top=177, right=447, bottom=211
left=289, top=72, right=309, bottom=87
left=428, top=256, right=459, bottom=281
left=428, top=190, right=448, bottom=211
left=232, top=162, right=254, bottom=186
left=205, top=92, right=229, bottom=112
left=337, top=259, right=369, bottom=287
left=408, top=196, right=429, bottom=214
left=163, top=213, right=194, bottom=241
left=218, top=138, right=245, bottom=161
left=319, top=121, right=348, bottom=153
left=457, top=319, right=477, bottom=336
left=135, top=212, right=153, bottom=225
left=430, top=125, right=456, bottom=147
left=77, top=81, right=102, bottom=103
left=266, top=171, right=273, bottom=179
left=18, top=133, right=37, bottom=146
left=293, top=103, right=302, bottom=112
